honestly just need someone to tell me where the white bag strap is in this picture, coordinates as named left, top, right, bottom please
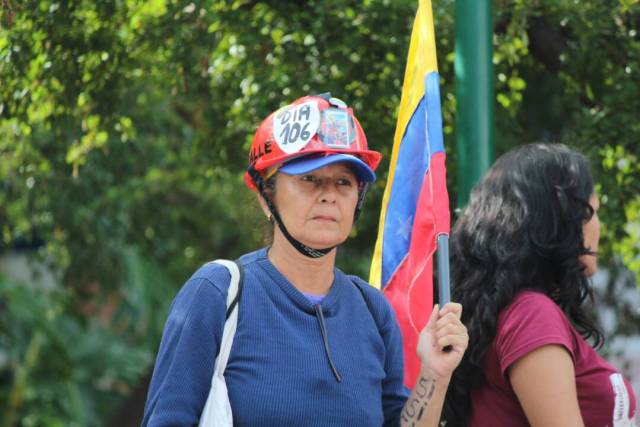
left=198, top=259, right=242, bottom=427
left=209, top=259, right=242, bottom=381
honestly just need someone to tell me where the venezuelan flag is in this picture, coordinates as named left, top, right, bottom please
left=369, top=0, right=450, bottom=389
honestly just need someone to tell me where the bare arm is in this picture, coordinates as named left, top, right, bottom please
left=400, top=372, right=449, bottom=427
left=510, top=344, right=584, bottom=427
left=400, top=303, right=468, bottom=427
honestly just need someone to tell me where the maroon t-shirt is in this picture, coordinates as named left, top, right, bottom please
left=469, top=291, right=637, bottom=426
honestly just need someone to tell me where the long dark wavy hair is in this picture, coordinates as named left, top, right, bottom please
left=442, top=143, right=603, bottom=426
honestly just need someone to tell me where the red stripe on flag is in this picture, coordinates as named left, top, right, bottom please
left=383, top=152, right=449, bottom=388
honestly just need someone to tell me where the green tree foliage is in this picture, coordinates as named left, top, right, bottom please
left=0, top=251, right=172, bottom=426
left=0, top=0, right=638, bottom=424
left=491, top=0, right=640, bottom=270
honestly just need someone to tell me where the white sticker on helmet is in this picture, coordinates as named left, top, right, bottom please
left=273, top=101, right=320, bottom=154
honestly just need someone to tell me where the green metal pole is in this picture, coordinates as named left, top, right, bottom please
left=454, top=0, right=495, bottom=208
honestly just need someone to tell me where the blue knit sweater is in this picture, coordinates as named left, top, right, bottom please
left=142, top=248, right=408, bottom=426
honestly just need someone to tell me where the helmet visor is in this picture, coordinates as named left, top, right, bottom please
left=279, top=153, right=376, bottom=183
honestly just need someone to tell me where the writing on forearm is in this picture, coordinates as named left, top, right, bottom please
left=400, top=376, right=436, bottom=425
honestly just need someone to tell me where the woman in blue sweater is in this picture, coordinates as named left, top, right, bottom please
left=142, top=94, right=468, bottom=427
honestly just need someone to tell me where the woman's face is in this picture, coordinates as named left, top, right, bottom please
left=580, top=193, right=601, bottom=277
left=271, top=162, right=359, bottom=249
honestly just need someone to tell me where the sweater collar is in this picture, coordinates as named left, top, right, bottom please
left=256, top=247, right=347, bottom=314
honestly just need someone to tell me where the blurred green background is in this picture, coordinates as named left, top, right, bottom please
left=1, top=0, right=639, bottom=425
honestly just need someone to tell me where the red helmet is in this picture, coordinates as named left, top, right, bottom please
left=244, top=94, right=382, bottom=189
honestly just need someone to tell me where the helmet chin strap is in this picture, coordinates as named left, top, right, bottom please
left=354, top=182, right=368, bottom=221
left=248, top=166, right=334, bottom=259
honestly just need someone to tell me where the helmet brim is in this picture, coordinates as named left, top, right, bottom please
left=279, top=153, right=376, bottom=183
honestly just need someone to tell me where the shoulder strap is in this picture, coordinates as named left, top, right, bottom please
left=224, top=260, right=244, bottom=319
left=204, top=259, right=244, bottom=319
left=351, top=278, right=383, bottom=336
left=206, top=259, right=244, bottom=379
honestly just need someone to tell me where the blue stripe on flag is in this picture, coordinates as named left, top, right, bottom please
left=381, top=94, right=444, bottom=287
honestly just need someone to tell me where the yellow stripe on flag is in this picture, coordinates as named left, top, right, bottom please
left=369, top=0, right=439, bottom=288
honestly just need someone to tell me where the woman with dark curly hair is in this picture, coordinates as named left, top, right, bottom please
left=443, top=144, right=637, bottom=426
